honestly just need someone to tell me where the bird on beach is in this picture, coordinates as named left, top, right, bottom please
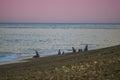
left=58, top=49, right=61, bottom=55
left=33, top=50, right=40, bottom=58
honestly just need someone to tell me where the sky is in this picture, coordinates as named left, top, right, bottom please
left=0, top=0, right=120, bottom=23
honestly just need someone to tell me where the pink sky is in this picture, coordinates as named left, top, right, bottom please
left=0, top=0, right=120, bottom=23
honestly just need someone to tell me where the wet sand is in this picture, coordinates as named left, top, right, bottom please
left=0, top=45, right=120, bottom=80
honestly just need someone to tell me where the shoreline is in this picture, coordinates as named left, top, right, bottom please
left=0, top=45, right=120, bottom=80
left=0, top=56, right=32, bottom=65
left=0, top=45, right=119, bottom=66
left=0, top=44, right=119, bottom=66
left=0, top=51, right=64, bottom=65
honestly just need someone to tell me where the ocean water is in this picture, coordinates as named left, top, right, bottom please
left=0, top=23, right=120, bottom=63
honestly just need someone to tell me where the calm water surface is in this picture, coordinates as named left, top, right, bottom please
left=0, top=23, right=120, bottom=63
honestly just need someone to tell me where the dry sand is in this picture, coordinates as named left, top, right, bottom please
left=0, top=45, right=120, bottom=80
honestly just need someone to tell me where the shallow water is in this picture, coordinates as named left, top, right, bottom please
left=0, top=23, right=120, bottom=62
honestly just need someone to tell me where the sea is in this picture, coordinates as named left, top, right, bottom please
left=0, top=23, right=120, bottom=63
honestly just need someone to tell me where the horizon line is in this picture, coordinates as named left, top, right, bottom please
left=0, top=22, right=120, bottom=24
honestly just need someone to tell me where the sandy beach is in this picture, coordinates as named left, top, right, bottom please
left=0, top=45, right=120, bottom=80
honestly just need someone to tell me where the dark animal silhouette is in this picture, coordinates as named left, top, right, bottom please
left=58, top=49, right=61, bottom=55
left=84, top=44, right=88, bottom=51
left=78, top=49, right=82, bottom=52
left=72, top=47, right=76, bottom=53
left=33, top=50, right=40, bottom=58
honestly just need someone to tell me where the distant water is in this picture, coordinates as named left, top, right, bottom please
left=0, top=23, right=120, bottom=29
left=0, top=23, right=120, bottom=63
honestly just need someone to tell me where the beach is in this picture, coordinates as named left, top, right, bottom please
left=0, top=45, right=120, bottom=80
left=1, top=0, right=120, bottom=79
left=0, top=23, right=120, bottom=80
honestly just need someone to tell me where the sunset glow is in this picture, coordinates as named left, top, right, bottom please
left=0, top=0, right=120, bottom=23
